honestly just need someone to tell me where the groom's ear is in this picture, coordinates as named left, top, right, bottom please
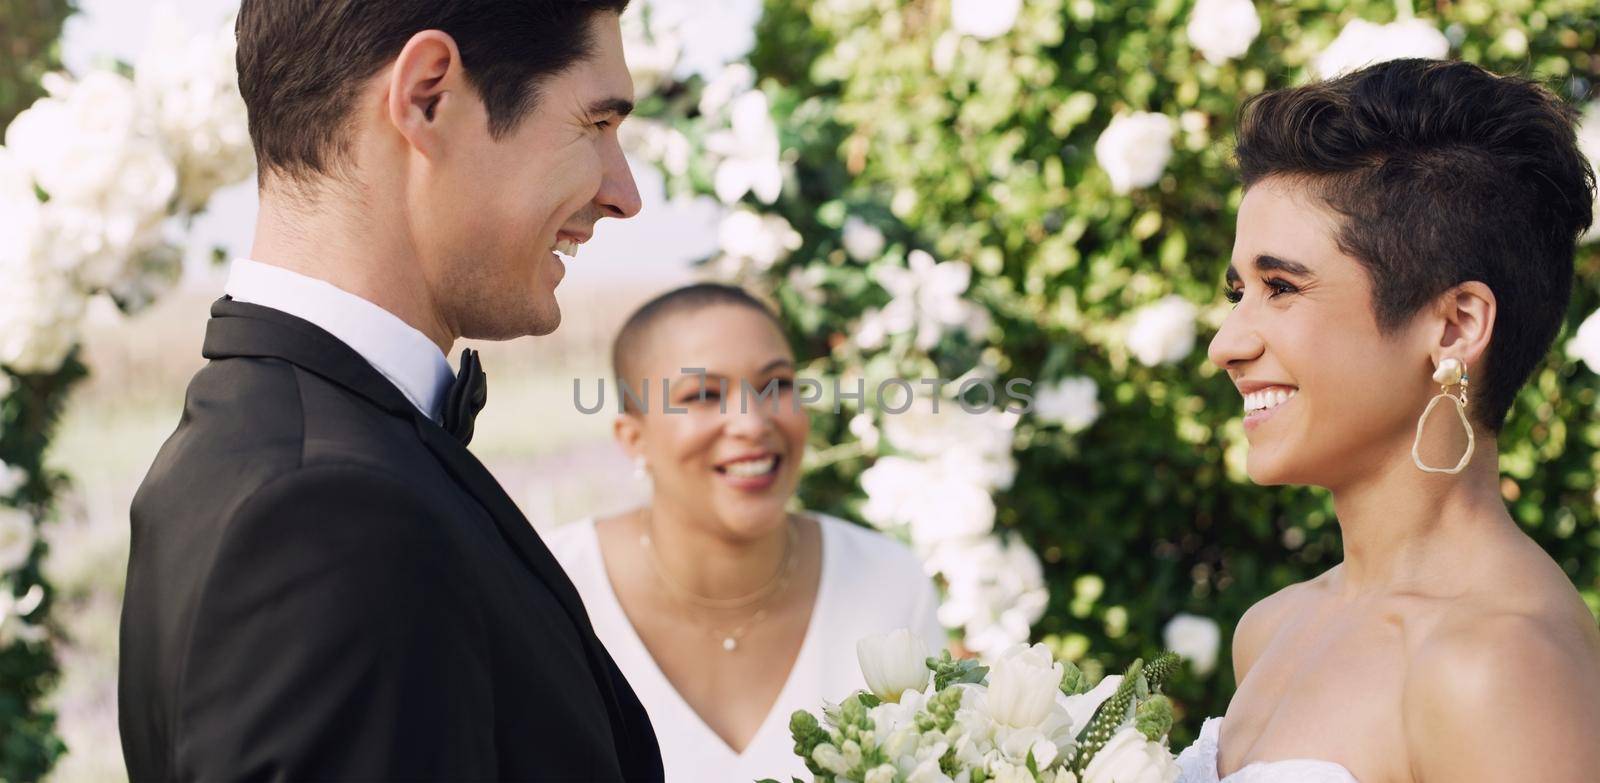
left=386, top=30, right=470, bottom=160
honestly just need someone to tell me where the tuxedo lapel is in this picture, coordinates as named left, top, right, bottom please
left=201, top=298, right=638, bottom=749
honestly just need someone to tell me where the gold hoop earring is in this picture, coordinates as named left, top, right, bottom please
left=1412, top=358, right=1474, bottom=475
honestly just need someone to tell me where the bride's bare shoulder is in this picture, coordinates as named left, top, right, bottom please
left=1402, top=533, right=1600, bottom=781
left=1231, top=570, right=1335, bottom=686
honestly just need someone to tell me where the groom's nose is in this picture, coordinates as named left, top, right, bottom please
left=596, top=134, right=642, bottom=220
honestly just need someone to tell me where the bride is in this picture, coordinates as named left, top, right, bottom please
left=1177, top=58, right=1600, bottom=781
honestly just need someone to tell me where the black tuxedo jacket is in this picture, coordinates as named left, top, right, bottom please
left=119, top=299, right=663, bottom=782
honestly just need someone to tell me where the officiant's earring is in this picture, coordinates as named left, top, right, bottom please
left=633, top=456, right=650, bottom=483
left=1412, top=358, right=1474, bottom=475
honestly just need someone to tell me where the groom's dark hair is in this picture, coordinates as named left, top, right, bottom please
left=1235, top=58, right=1596, bottom=430
left=236, top=0, right=630, bottom=183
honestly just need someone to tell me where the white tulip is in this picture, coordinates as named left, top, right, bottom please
left=1126, top=295, right=1198, bottom=367
left=1095, top=113, right=1176, bottom=194
left=951, top=0, right=1023, bottom=40
left=0, top=508, right=36, bottom=574
left=1033, top=376, right=1102, bottom=432
left=1081, top=726, right=1179, bottom=783
left=1568, top=309, right=1600, bottom=370
left=1186, top=0, right=1260, bottom=64
left=843, top=216, right=887, bottom=261
left=858, top=628, right=932, bottom=703
left=1314, top=18, right=1449, bottom=79
left=1163, top=613, right=1222, bottom=676
left=985, top=643, right=1065, bottom=729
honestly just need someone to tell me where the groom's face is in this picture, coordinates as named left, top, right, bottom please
left=425, top=12, right=641, bottom=340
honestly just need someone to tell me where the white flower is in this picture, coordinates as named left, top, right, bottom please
left=1577, top=103, right=1600, bottom=245
left=864, top=764, right=898, bottom=783
left=0, top=464, right=25, bottom=497
left=1126, top=295, right=1198, bottom=367
left=135, top=6, right=254, bottom=212
left=1568, top=309, right=1600, bottom=370
left=718, top=209, right=801, bottom=271
left=1186, top=0, right=1261, bottom=64
left=619, top=119, right=692, bottom=178
left=1163, top=613, right=1221, bottom=676
left=0, top=508, right=36, bottom=573
left=1081, top=726, right=1179, bottom=783
left=0, top=245, right=88, bottom=374
left=0, top=146, right=42, bottom=273
left=0, top=586, right=47, bottom=647
left=883, top=398, right=1019, bottom=491
left=985, top=642, right=1065, bottom=729
left=704, top=89, right=783, bottom=205
left=990, top=760, right=1039, bottom=783
left=849, top=412, right=882, bottom=451
left=1314, top=18, right=1449, bottom=79
left=860, top=456, right=997, bottom=546
left=858, top=628, right=932, bottom=703
left=1094, top=113, right=1176, bottom=195
left=1061, top=674, right=1124, bottom=737
left=928, top=534, right=1049, bottom=656
left=6, top=70, right=145, bottom=205
left=951, top=0, right=1022, bottom=40
left=843, top=216, right=887, bottom=261
left=619, top=0, right=684, bottom=96
left=652, top=0, right=761, bottom=80
left=697, top=62, right=757, bottom=119
left=1033, top=376, right=1101, bottom=432
left=812, top=743, right=851, bottom=776
left=872, top=250, right=977, bottom=351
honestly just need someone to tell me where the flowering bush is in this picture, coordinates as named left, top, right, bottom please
left=0, top=3, right=255, bottom=775
left=622, top=0, right=1600, bottom=743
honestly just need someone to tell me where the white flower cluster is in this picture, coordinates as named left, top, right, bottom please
left=0, top=9, right=253, bottom=374
left=858, top=250, right=988, bottom=351
left=787, top=630, right=1180, bottom=783
left=700, top=66, right=785, bottom=206
left=1313, top=17, right=1449, bottom=79
left=714, top=208, right=802, bottom=278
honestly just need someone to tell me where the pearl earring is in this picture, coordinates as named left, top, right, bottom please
left=1412, top=357, right=1474, bottom=475
left=633, top=456, right=648, bottom=482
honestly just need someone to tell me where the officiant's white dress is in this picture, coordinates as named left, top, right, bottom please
left=548, top=513, right=944, bottom=783
left=1176, top=717, right=1360, bottom=782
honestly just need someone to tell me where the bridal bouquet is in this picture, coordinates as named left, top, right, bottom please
left=763, top=630, right=1182, bottom=783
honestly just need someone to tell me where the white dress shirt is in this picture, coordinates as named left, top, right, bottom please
left=223, top=258, right=455, bottom=421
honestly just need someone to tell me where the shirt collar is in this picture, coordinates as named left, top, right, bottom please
left=223, top=258, right=455, bottom=420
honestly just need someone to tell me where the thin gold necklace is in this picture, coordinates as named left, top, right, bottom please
left=638, top=508, right=799, bottom=651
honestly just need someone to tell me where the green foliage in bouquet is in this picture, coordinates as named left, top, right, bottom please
left=636, top=0, right=1600, bottom=748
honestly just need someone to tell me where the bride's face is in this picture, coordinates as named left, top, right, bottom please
left=1208, top=178, right=1436, bottom=488
left=620, top=305, right=809, bottom=541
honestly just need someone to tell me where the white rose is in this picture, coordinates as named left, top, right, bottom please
left=0, top=147, right=42, bottom=272
left=843, top=216, right=887, bottom=261
left=1163, top=613, right=1221, bottom=676
left=0, top=247, right=87, bottom=374
left=5, top=71, right=143, bottom=205
left=1314, top=18, right=1449, bottom=79
left=928, top=534, right=1049, bottom=656
left=1126, top=295, right=1198, bottom=367
left=718, top=209, right=801, bottom=271
left=0, top=507, right=36, bottom=573
left=1568, top=309, right=1600, bottom=370
left=985, top=643, right=1065, bottom=729
left=1094, top=113, right=1176, bottom=195
left=858, top=628, right=932, bottom=703
left=1033, top=376, right=1101, bottom=431
left=1185, top=0, right=1260, bottom=64
left=1576, top=104, right=1600, bottom=245
left=1081, top=726, right=1179, bottom=783
left=951, top=0, right=1022, bottom=40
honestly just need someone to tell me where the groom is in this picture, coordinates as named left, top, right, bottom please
left=118, top=1, right=660, bottom=781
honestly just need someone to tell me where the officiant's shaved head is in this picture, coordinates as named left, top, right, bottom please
left=613, top=284, right=788, bottom=413
left=237, top=0, right=631, bottom=182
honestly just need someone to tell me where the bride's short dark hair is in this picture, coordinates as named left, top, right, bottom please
left=1235, top=58, right=1596, bottom=429
left=611, top=284, right=786, bottom=414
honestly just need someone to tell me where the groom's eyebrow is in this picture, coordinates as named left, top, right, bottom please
left=589, top=97, right=635, bottom=120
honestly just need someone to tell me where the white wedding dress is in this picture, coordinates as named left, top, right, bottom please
left=1175, top=717, right=1360, bottom=783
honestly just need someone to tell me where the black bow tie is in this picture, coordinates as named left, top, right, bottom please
left=441, top=348, right=488, bottom=445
